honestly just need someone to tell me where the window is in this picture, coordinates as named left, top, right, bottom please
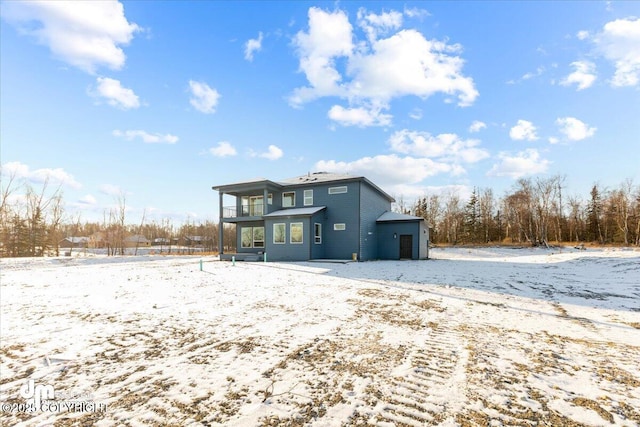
left=283, top=192, right=295, bottom=208
left=241, top=196, right=263, bottom=216
left=273, top=223, right=285, bottom=244
left=268, top=194, right=273, bottom=205
left=253, top=227, right=264, bottom=248
left=241, top=226, right=264, bottom=248
left=290, top=223, right=303, bottom=244
left=314, top=223, right=322, bottom=244
left=334, top=223, right=346, bottom=231
left=304, top=189, right=313, bottom=206
left=328, top=186, right=347, bottom=194
left=241, top=227, right=253, bottom=248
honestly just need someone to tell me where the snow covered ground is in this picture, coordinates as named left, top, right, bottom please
left=1, top=247, right=639, bottom=426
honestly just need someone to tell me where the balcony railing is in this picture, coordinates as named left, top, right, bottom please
left=223, top=203, right=264, bottom=218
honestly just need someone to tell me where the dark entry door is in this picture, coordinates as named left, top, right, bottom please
left=399, top=235, right=413, bottom=259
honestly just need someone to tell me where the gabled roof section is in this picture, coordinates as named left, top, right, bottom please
left=376, top=211, right=424, bottom=222
left=279, top=172, right=395, bottom=203
left=263, top=206, right=326, bottom=218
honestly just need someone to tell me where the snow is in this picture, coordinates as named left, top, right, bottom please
left=1, top=246, right=639, bottom=426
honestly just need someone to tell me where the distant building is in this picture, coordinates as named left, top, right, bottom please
left=124, top=235, right=150, bottom=247
left=59, top=237, right=89, bottom=248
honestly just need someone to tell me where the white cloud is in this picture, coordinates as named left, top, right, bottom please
left=409, top=108, right=423, bottom=120
left=290, top=6, right=477, bottom=126
left=189, top=80, right=220, bottom=114
left=388, top=130, right=489, bottom=163
left=209, top=141, right=237, bottom=157
left=315, top=154, right=453, bottom=187
left=253, top=145, right=283, bottom=161
left=1, top=161, right=81, bottom=189
left=357, top=8, right=403, bottom=43
left=113, top=129, right=178, bottom=144
left=560, top=61, right=597, bottom=90
left=403, top=7, right=430, bottom=19
left=77, top=194, right=97, bottom=206
left=327, top=105, right=392, bottom=127
left=509, top=120, right=538, bottom=141
left=556, top=117, right=597, bottom=141
left=91, top=77, right=140, bottom=109
left=244, top=32, right=263, bottom=61
left=487, top=149, right=550, bottom=179
left=594, top=17, right=640, bottom=87
left=548, top=136, right=559, bottom=144
left=577, top=30, right=590, bottom=40
left=469, top=120, right=487, bottom=133
left=99, top=184, right=124, bottom=196
left=2, top=0, right=139, bottom=73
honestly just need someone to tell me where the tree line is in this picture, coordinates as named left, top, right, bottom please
left=2, top=170, right=638, bottom=258
left=0, top=171, right=236, bottom=257
left=398, top=176, right=640, bottom=247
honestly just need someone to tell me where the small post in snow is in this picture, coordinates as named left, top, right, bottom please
left=199, top=259, right=203, bottom=271
left=232, top=256, right=235, bottom=266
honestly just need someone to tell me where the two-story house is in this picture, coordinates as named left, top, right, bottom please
left=212, top=172, right=428, bottom=261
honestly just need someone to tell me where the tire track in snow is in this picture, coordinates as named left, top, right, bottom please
left=377, top=325, right=469, bottom=426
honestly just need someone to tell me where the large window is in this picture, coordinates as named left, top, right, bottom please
left=273, top=223, right=285, bottom=244
left=283, top=192, right=295, bottom=208
left=241, top=227, right=252, bottom=248
left=314, top=223, right=322, bottom=244
left=241, top=196, right=263, bottom=216
left=304, top=189, right=313, bottom=206
left=290, top=223, right=303, bottom=244
left=241, top=226, right=264, bottom=248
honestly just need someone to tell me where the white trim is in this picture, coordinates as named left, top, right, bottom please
left=290, top=222, right=303, bottom=244
left=328, top=186, right=347, bottom=194
left=273, top=223, right=285, bottom=244
left=282, top=191, right=295, bottom=208
left=304, top=189, right=313, bottom=206
left=314, top=223, right=322, bottom=244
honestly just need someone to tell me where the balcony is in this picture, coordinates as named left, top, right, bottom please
left=223, top=203, right=264, bottom=218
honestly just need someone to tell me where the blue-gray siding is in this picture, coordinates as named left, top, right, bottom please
left=359, top=182, right=392, bottom=260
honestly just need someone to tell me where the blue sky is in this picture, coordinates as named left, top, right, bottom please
left=1, top=1, right=639, bottom=223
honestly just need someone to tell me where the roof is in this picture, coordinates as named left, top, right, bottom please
left=263, top=206, right=326, bottom=218
left=62, top=237, right=89, bottom=243
left=376, top=211, right=424, bottom=222
left=213, top=172, right=395, bottom=203
left=278, top=172, right=356, bottom=185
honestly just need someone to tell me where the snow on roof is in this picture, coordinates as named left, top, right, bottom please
left=376, top=211, right=424, bottom=222
left=278, top=172, right=356, bottom=185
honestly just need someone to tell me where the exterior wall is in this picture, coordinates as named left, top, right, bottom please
left=359, top=182, right=392, bottom=260
left=309, top=210, right=326, bottom=260
left=264, top=217, right=311, bottom=261
left=376, top=221, right=425, bottom=260
left=316, top=182, right=360, bottom=259
left=419, top=221, right=430, bottom=259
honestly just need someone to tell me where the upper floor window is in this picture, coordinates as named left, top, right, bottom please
left=283, top=192, right=295, bottom=208
left=304, top=189, right=313, bottom=206
left=328, top=186, right=347, bottom=194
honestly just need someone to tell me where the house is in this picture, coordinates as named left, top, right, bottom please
left=152, top=237, right=171, bottom=246
left=212, top=172, right=428, bottom=261
left=59, top=237, right=89, bottom=248
left=124, top=235, right=151, bottom=247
